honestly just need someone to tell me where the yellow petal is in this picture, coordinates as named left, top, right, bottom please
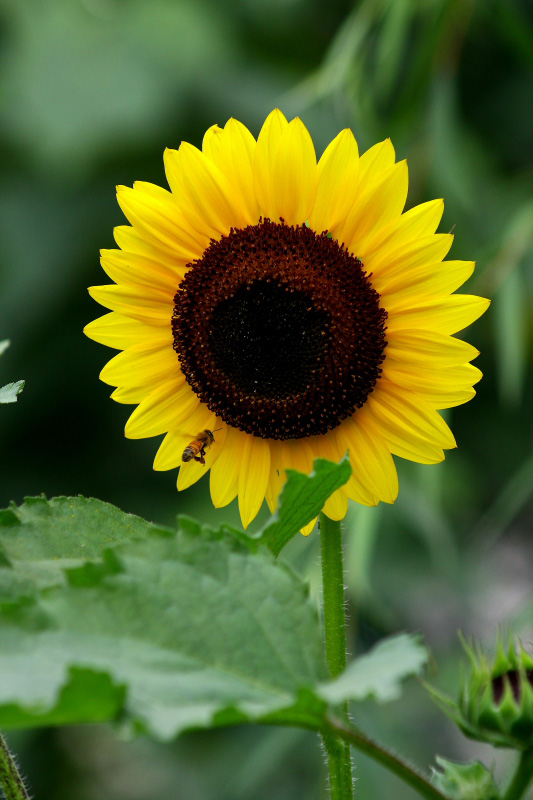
left=202, top=118, right=259, bottom=224
left=264, top=483, right=279, bottom=515
left=367, top=234, right=454, bottom=282
left=282, top=437, right=315, bottom=476
left=154, top=430, right=189, bottom=471
left=308, top=128, right=359, bottom=234
left=132, top=180, right=175, bottom=202
left=358, top=199, right=444, bottom=261
left=381, top=261, right=476, bottom=308
left=385, top=295, right=490, bottom=335
left=253, top=109, right=289, bottom=219
left=165, top=142, right=248, bottom=238
left=210, top=426, right=247, bottom=508
left=125, top=377, right=198, bottom=439
left=341, top=470, right=379, bottom=508
left=258, top=117, right=317, bottom=225
left=309, top=436, right=348, bottom=520
left=264, top=440, right=285, bottom=514
left=367, top=380, right=457, bottom=449
left=100, top=249, right=185, bottom=293
left=366, top=404, right=446, bottom=464
left=110, top=386, right=149, bottom=404
left=366, top=387, right=448, bottom=464
left=428, top=389, right=477, bottom=409
left=300, top=517, right=318, bottom=536
left=322, top=488, right=349, bottom=521
left=100, top=339, right=180, bottom=388
left=238, top=435, right=271, bottom=529
left=202, top=124, right=224, bottom=161
left=117, top=185, right=206, bottom=259
left=377, top=434, right=445, bottom=465
left=385, top=329, right=479, bottom=366
left=114, top=225, right=188, bottom=269
left=84, top=313, right=167, bottom=350
left=340, top=160, right=408, bottom=252
left=358, top=139, right=396, bottom=185
left=381, top=361, right=482, bottom=407
left=88, top=284, right=173, bottom=326
left=266, top=438, right=318, bottom=535
left=336, top=414, right=398, bottom=504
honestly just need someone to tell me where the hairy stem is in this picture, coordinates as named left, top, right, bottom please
left=0, top=733, right=30, bottom=800
left=319, top=512, right=353, bottom=800
left=326, top=717, right=450, bottom=800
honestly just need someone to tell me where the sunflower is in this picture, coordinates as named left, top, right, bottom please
left=85, top=109, right=489, bottom=532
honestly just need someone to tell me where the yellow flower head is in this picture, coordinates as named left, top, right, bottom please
left=85, top=110, right=489, bottom=531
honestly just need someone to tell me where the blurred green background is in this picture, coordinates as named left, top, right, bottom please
left=1, top=0, right=532, bottom=797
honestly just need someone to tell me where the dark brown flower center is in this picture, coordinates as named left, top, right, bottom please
left=172, top=219, right=387, bottom=439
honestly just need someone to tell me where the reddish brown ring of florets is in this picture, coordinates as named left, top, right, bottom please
left=172, top=219, right=387, bottom=440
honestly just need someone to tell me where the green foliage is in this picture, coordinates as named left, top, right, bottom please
left=0, top=496, right=426, bottom=740
left=0, top=496, right=170, bottom=601
left=318, top=633, right=428, bottom=705
left=0, top=342, right=24, bottom=405
left=0, top=499, right=325, bottom=736
left=493, top=239, right=531, bottom=410
left=0, top=382, right=24, bottom=405
left=0, top=0, right=237, bottom=174
left=255, top=456, right=352, bottom=556
left=431, top=757, right=500, bottom=800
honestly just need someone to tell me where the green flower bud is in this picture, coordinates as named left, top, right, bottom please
left=453, top=634, right=533, bottom=749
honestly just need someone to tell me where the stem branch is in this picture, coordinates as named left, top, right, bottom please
left=0, top=733, right=30, bottom=800
left=326, top=717, right=450, bottom=800
left=319, top=512, right=353, bottom=800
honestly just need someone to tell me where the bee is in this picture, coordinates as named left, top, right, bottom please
left=182, top=429, right=219, bottom=465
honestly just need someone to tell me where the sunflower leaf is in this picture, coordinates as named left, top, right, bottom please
left=0, top=500, right=327, bottom=736
left=0, top=341, right=25, bottom=403
left=0, top=380, right=25, bottom=404
left=317, top=633, right=429, bottom=704
left=0, top=495, right=170, bottom=601
left=0, top=495, right=425, bottom=737
left=256, top=456, right=352, bottom=556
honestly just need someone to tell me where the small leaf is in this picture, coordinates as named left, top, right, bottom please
left=317, top=633, right=429, bottom=705
left=256, top=457, right=352, bottom=556
left=431, top=757, right=500, bottom=800
left=0, top=338, right=24, bottom=403
left=0, top=380, right=24, bottom=404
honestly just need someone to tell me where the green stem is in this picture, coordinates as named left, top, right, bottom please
left=325, top=717, right=450, bottom=800
left=0, top=733, right=30, bottom=800
left=319, top=512, right=353, bottom=800
left=503, top=749, right=533, bottom=800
